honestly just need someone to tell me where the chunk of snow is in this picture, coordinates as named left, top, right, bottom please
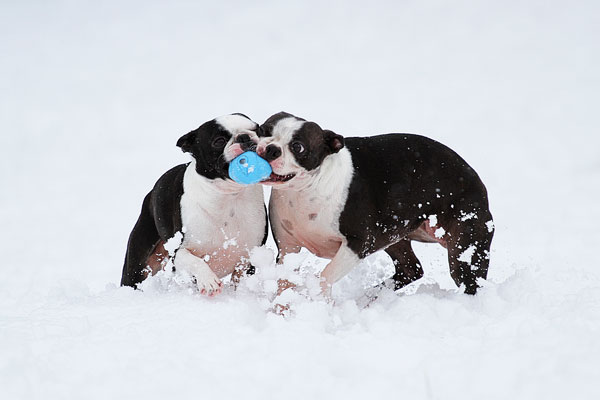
left=428, top=214, right=438, bottom=226
left=263, top=279, right=278, bottom=294
left=164, top=231, right=183, bottom=256
left=458, top=245, right=476, bottom=263
left=460, top=212, right=477, bottom=221
left=249, top=246, right=275, bottom=269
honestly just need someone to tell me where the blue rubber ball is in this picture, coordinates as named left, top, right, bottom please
left=228, top=151, right=272, bottom=185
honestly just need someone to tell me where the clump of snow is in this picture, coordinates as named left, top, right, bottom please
left=460, top=212, right=477, bottom=221
left=428, top=214, right=438, bottom=226
left=435, top=227, right=446, bottom=238
left=164, top=231, right=183, bottom=256
left=249, top=246, right=275, bottom=268
left=458, top=244, right=477, bottom=263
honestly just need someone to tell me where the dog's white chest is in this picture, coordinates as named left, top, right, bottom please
left=179, top=163, right=265, bottom=277
left=270, top=148, right=355, bottom=259
left=271, top=191, right=344, bottom=258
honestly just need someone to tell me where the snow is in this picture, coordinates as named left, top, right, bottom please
left=458, top=245, right=477, bottom=263
left=460, top=212, right=477, bottom=221
left=428, top=214, right=438, bottom=226
left=222, top=237, right=238, bottom=250
left=163, top=231, right=182, bottom=256
left=2, top=1, right=600, bottom=399
left=435, top=227, right=446, bottom=239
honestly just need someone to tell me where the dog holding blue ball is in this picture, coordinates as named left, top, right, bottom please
left=257, top=112, right=494, bottom=298
left=120, top=113, right=267, bottom=296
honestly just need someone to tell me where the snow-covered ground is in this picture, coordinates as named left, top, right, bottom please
left=1, top=1, right=599, bottom=399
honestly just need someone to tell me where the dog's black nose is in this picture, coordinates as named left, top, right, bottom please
left=264, top=144, right=282, bottom=161
left=236, top=134, right=252, bottom=143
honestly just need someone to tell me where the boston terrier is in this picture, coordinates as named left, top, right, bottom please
left=120, top=114, right=267, bottom=296
left=257, top=112, right=494, bottom=296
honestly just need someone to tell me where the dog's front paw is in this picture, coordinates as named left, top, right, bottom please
left=194, top=270, right=223, bottom=297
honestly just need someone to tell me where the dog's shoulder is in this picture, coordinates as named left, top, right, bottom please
left=152, top=163, right=188, bottom=199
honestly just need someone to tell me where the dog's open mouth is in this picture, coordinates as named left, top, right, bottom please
left=263, top=172, right=295, bottom=183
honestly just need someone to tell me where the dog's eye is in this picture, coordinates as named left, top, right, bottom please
left=291, top=141, right=305, bottom=154
left=212, top=137, right=227, bottom=148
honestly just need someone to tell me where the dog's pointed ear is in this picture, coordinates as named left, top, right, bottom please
left=323, top=129, right=344, bottom=153
left=177, top=130, right=196, bottom=153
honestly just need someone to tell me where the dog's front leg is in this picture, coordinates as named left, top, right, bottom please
left=273, top=232, right=302, bottom=295
left=319, top=244, right=360, bottom=298
left=174, top=248, right=222, bottom=296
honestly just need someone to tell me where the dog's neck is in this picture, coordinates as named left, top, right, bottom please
left=185, top=160, right=246, bottom=196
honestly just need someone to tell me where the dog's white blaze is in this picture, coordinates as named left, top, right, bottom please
left=178, top=161, right=265, bottom=281
left=215, top=114, right=257, bottom=133
left=272, top=117, right=305, bottom=144
left=259, top=117, right=306, bottom=175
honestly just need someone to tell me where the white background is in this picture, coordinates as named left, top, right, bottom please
left=1, top=1, right=599, bottom=399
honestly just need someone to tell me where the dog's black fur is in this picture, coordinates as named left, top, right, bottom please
left=339, top=134, right=493, bottom=294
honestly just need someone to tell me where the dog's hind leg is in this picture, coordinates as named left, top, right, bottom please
left=384, top=238, right=424, bottom=290
left=445, top=210, right=494, bottom=295
left=121, top=193, right=161, bottom=288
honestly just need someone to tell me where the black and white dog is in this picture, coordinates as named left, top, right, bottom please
left=121, top=114, right=267, bottom=295
left=257, top=112, right=494, bottom=296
